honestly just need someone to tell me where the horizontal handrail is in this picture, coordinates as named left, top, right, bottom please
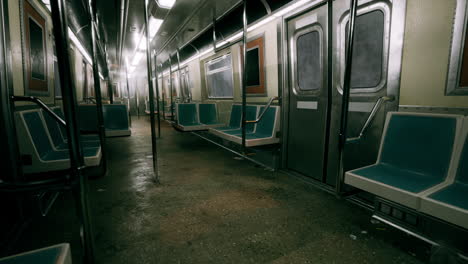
left=246, top=96, right=280, bottom=124
left=346, top=95, right=395, bottom=143
left=11, top=96, right=67, bottom=128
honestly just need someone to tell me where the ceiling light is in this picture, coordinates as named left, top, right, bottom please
left=274, top=0, right=310, bottom=17
left=149, top=17, right=164, bottom=39
left=157, top=0, right=176, bottom=9
left=68, top=28, right=92, bottom=65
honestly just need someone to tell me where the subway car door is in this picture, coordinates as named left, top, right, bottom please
left=331, top=0, right=402, bottom=180
left=285, top=4, right=328, bottom=180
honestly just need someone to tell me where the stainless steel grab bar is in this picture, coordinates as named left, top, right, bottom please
left=346, top=95, right=395, bottom=143
left=11, top=96, right=67, bottom=128
left=246, top=96, right=279, bottom=124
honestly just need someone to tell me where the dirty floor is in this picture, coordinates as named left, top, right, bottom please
left=12, top=118, right=427, bottom=263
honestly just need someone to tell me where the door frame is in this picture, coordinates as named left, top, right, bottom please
left=280, top=0, right=329, bottom=172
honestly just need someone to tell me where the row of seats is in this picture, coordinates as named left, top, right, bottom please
left=345, top=112, right=468, bottom=230
left=15, top=108, right=102, bottom=174
left=209, top=104, right=280, bottom=147
left=145, top=99, right=175, bottom=119
left=78, top=104, right=131, bottom=137
left=175, top=103, right=224, bottom=131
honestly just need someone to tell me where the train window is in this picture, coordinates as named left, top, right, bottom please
left=180, top=67, right=191, bottom=99
left=204, top=54, right=234, bottom=98
left=345, top=10, right=384, bottom=90
left=244, top=36, right=266, bottom=95
left=296, top=30, right=322, bottom=91
left=446, top=0, right=468, bottom=95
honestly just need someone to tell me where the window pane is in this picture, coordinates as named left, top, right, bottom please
left=205, top=54, right=234, bottom=98
left=246, top=47, right=260, bottom=86
left=297, top=31, right=321, bottom=91
left=346, top=10, right=384, bottom=89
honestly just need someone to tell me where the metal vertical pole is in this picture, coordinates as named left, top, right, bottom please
left=144, top=0, right=160, bottom=183
left=89, top=0, right=107, bottom=176
left=0, top=0, right=22, bottom=183
left=135, top=77, right=140, bottom=119
left=169, top=57, right=174, bottom=121
left=176, top=48, right=183, bottom=102
left=241, top=0, right=247, bottom=154
left=125, top=64, right=132, bottom=126
left=336, top=0, right=358, bottom=194
left=161, top=63, right=166, bottom=120
left=154, top=53, right=161, bottom=137
left=50, top=0, right=95, bottom=262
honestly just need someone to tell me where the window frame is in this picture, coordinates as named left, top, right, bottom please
left=204, top=53, right=235, bottom=99
left=292, top=25, right=323, bottom=95
left=337, top=2, right=390, bottom=94
left=244, top=35, right=267, bottom=96
left=446, top=0, right=468, bottom=95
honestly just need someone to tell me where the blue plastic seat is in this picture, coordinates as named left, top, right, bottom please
left=103, top=104, right=131, bottom=137
left=15, top=110, right=101, bottom=173
left=215, top=104, right=242, bottom=131
left=420, top=117, right=468, bottom=229
left=198, top=103, right=223, bottom=127
left=212, top=105, right=258, bottom=135
left=345, top=112, right=462, bottom=209
left=233, top=106, right=277, bottom=139
left=52, top=107, right=100, bottom=142
left=0, top=243, right=71, bottom=264
left=42, top=109, right=100, bottom=150
left=176, top=103, right=203, bottom=130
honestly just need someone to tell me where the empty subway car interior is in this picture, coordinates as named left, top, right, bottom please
left=0, top=0, right=468, bottom=263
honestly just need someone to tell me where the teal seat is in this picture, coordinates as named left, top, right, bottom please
left=216, top=105, right=257, bottom=134
left=199, top=103, right=222, bottom=125
left=215, top=104, right=242, bottom=131
left=345, top=113, right=460, bottom=209
left=233, top=106, right=277, bottom=139
left=23, top=111, right=100, bottom=161
left=78, top=105, right=99, bottom=132
left=420, top=127, right=468, bottom=229
left=177, top=103, right=201, bottom=127
left=16, top=110, right=102, bottom=173
left=0, top=243, right=71, bottom=264
left=103, top=104, right=129, bottom=130
left=42, top=109, right=100, bottom=150
left=52, top=107, right=100, bottom=142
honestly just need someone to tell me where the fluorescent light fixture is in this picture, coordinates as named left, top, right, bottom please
left=157, top=0, right=176, bottom=9
left=149, top=17, right=164, bottom=39
left=99, top=72, right=105, bottom=80
left=131, top=52, right=144, bottom=66
left=138, top=36, right=147, bottom=50
left=248, top=16, right=275, bottom=32
left=68, top=28, right=92, bottom=64
left=274, top=0, right=309, bottom=17
left=128, top=66, right=136, bottom=74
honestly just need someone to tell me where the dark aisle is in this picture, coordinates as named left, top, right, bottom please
left=12, top=118, right=425, bottom=263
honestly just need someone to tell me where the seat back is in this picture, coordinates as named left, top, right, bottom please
left=455, top=118, right=468, bottom=184
left=245, top=105, right=258, bottom=133
left=177, top=103, right=198, bottom=126
left=41, top=109, right=65, bottom=147
left=378, top=113, right=458, bottom=180
left=78, top=105, right=99, bottom=132
left=199, top=103, right=218, bottom=124
left=103, top=104, right=129, bottom=130
left=228, top=105, right=242, bottom=128
left=255, top=106, right=278, bottom=137
left=21, top=111, right=54, bottom=159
